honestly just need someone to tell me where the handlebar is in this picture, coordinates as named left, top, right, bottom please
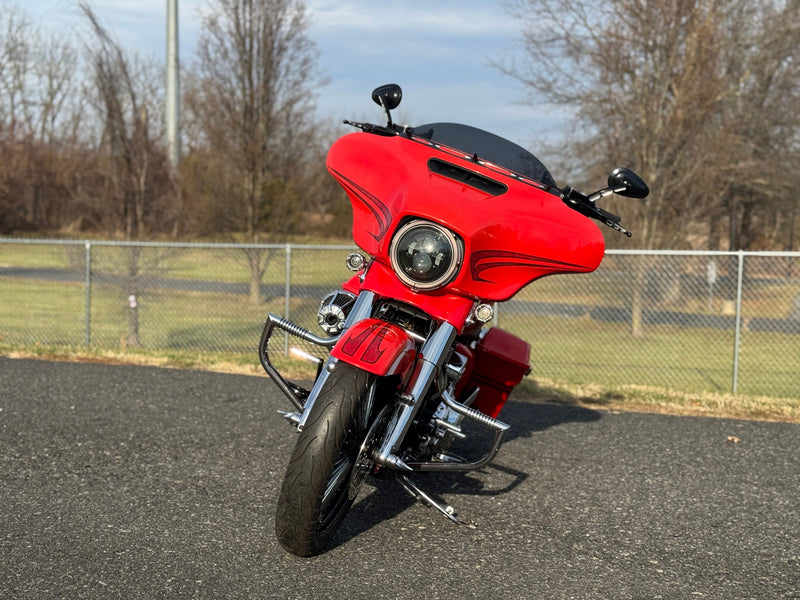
left=560, top=186, right=631, bottom=237
left=343, top=119, right=402, bottom=137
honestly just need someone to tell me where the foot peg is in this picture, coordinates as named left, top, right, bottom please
left=398, top=475, right=477, bottom=529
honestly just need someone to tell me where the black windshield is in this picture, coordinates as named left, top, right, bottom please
left=409, top=122, right=557, bottom=189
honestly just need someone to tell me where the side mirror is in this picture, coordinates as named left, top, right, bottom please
left=372, top=84, right=402, bottom=110
left=372, top=83, right=402, bottom=126
left=608, top=167, right=649, bottom=199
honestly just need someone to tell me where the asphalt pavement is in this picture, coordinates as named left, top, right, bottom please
left=1, top=357, right=798, bottom=599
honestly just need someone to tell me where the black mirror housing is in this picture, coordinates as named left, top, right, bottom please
left=372, top=84, right=402, bottom=110
left=608, top=167, right=649, bottom=199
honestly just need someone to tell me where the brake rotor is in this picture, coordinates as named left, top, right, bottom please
left=348, top=405, right=390, bottom=500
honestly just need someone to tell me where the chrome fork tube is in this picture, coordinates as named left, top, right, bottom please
left=295, top=291, right=376, bottom=431
left=375, top=321, right=457, bottom=470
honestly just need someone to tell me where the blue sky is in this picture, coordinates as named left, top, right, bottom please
left=27, top=0, right=567, bottom=147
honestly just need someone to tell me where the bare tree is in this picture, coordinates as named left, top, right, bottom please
left=0, top=4, right=30, bottom=231
left=499, top=0, right=800, bottom=335
left=712, top=1, right=800, bottom=252
left=0, top=3, right=34, bottom=138
left=79, top=3, right=177, bottom=345
left=186, top=0, right=324, bottom=302
left=0, top=3, right=81, bottom=231
left=80, top=3, right=175, bottom=239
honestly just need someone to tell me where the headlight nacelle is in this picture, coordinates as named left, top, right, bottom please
left=389, top=220, right=463, bottom=291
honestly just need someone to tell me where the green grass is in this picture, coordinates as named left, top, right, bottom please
left=519, top=378, right=800, bottom=423
left=0, top=341, right=312, bottom=380
left=507, top=314, right=800, bottom=398
left=0, top=242, right=354, bottom=286
left=3, top=341, right=798, bottom=423
left=1, top=280, right=88, bottom=344
left=0, top=243, right=79, bottom=269
left=0, top=278, right=323, bottom=352
left=2, top=242, right=799, bottom=422
left=3, top=272, right=798, bottom=398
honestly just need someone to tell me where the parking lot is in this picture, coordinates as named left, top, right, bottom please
left=1, top=357, right=798, bottom=599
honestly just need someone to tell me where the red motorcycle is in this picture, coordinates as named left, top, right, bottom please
left=259, top=84, right=648, bottom=556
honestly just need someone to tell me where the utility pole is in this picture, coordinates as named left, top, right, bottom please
left=166, top=0, right=180, bottom=169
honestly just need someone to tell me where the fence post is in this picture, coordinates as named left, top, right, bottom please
left=84, top=241, right=92, bottom=346
left=732, top=250, right=745, bottom=394
left=284, top=243, right=292, bottom=356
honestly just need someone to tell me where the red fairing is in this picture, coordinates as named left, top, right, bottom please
left=327, top=132, right=605, bottom=303
left=331, top=318, right=417, bottom=376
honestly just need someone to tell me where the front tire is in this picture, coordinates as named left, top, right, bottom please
left=275, top=363, right=378, bottom=556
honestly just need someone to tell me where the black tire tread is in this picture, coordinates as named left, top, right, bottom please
left=275, top=363, right=372, bottom=556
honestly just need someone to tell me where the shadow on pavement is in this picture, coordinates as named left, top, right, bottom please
left=331, top=397, right=602, bottom=550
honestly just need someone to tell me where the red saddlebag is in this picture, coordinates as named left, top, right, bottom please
left=468, top=328, right=531, bottom=418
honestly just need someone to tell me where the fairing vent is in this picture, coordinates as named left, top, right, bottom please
left=428, top=158, right=508, bottom=197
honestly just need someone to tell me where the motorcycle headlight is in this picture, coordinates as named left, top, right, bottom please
left=389, top=220, right=463, bottom=291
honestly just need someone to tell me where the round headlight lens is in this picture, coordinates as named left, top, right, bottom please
left=390, top=220, right=462, bottom=290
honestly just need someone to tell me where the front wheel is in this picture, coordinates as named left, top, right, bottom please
left=275, top=363, right=381, bottom=556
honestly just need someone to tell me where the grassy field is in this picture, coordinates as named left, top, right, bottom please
left=3, top=342, right=798, bottom=423
left=2, top=241, right=799, bottom=422
left=0, top=241, right=354, bottom=285
left=514, top=314, right=800, bottom=398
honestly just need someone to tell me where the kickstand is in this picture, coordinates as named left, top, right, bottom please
left=398, top=475, right=477, bottom=529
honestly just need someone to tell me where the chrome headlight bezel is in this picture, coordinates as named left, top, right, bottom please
left=389, top=219, right=463, bottom=291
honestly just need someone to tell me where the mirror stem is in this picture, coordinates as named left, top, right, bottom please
left=380, top=98, right=393, bottom=127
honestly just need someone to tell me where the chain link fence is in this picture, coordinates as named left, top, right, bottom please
left=1, top=239, right=798, bottom=398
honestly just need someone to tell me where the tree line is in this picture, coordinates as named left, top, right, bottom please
left=0, top=0, right=348, bottom=242
left=1, top=0, right=798, bottom=254
left=502, top=0, right=799, bottom=253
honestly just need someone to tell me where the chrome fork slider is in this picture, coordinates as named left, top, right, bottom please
left=374, top=321, right=458, bottom=468
left=259, top=291, right=377, bottom=426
